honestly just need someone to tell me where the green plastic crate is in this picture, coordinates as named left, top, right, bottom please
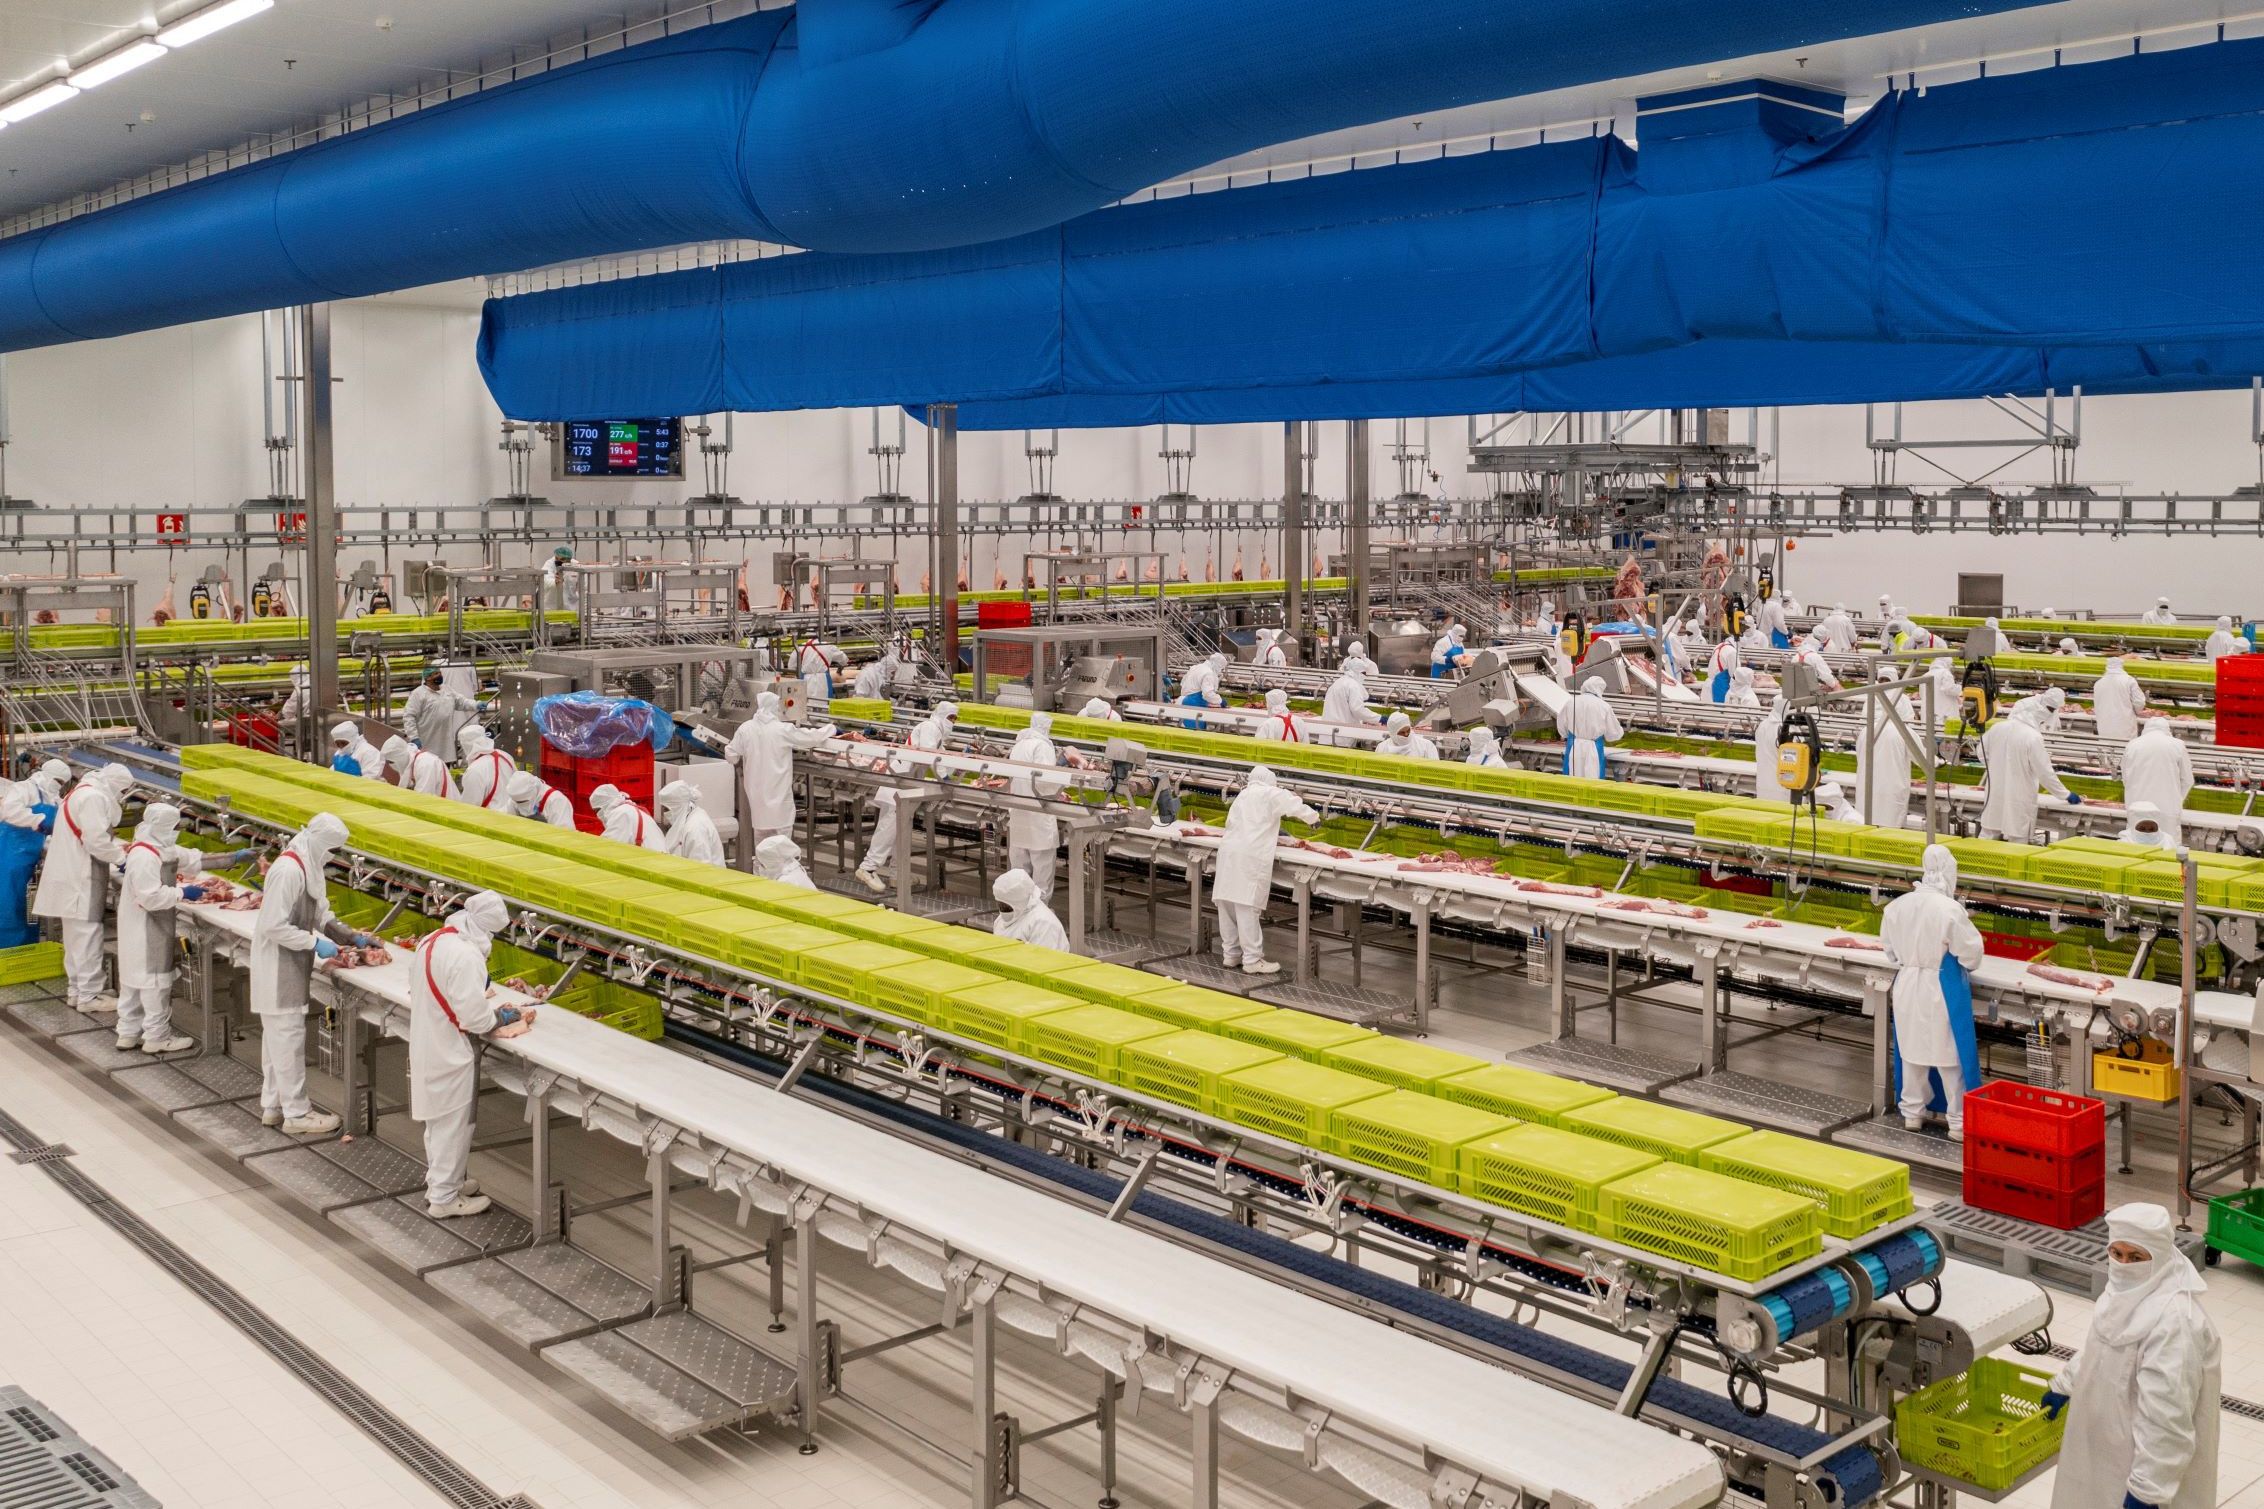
left=1894, top=1359, right=2065, bottom=1493
left=868, top=961, right=1008, bottom=1027
left=1216, top=1058, right=1391, bottom=1146
left=1327, top=1090, right=1515, bottom=1186
left=1117, top=1031, right=1283, bottom=1114
left=797, top=940, right=927, bottom=1000
left=2120, top=857, right=2239, bottom=908
left=757, top=889, right=875, bottom=926
left=1946, top=837, right=2039, bottom=882
left=1047, top=960, right=1188, bottom=1006
left=1561, top=1098, right=1747, bottom=1164
left=0, top=941, right=63, bottom=985
left=1021, top=1004, right=1174, bottom=1079
left=1693, top=808, right=1798, bottom=846
left=830, top=910, right=965, bottom=949
left=952, top=937, right=1092, bottom=987
left=1435, top=1063, right=1616, bottom=1127
left=1699, top=1131, right=1913, bottom=1239
left=1117, top=983, right=1266, bottom=1031
left=1318, top=1035, right=1491, bottom=1092
left=1457, top=1125, right=1659, bottom=1228
left=700, top=915, right=842, bottom=978
left=548, top=976, right=665, bottom=1041
left=1597, top=1163, right=1822, bottom=1280
left=2032, top=844, right=2154, bottom=891
left=1848, top=827, right=1931, bottom=867
left=1214, top=1008, right=1380, bottom=1060
left=943, top=980, right=1087, bottom=1051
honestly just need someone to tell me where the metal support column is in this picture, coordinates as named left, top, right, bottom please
left=1346, top=420, right=1371, bottom=642
left=299, top=303, right=340, bottom=725
left=794, top=1214, right=822, bottom=1454
left=1867, top=977, right=1894, bottom=1116
left=1696, top=946, right=1724, bottom=1071
left=529, top=1090, right=560, bottom=1244
left=970, top=1290, right=1004, bottom=1509
left=1282, top=422, right=1304, bottom=637
left=932, top=403, right=961, bottom=672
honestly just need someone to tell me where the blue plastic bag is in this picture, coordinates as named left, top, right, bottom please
left=532, top=691, right=676, bottom=756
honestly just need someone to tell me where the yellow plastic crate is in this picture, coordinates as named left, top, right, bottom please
left=867, top=961, right=1008, bottom=1028
left=1216, top=1059, right=1391, bottom=1146
left=1020, top=1005, right=1175, bottom=1080
left=1435, top=1063, right=1616, bottom=1127
left=756, top=890, right=875, bottom=926
left=0, top=941, right=64, bottom=985
left=1317, top=1036, right=1491, bottom=1092
left=2092, top=1043, right=2180, bottom=1104
left=796, top=940, right=927, bottom=1000
left=1698, top=1131, right=1913, bottom=1239
left=943, top=980, right=1086, bottom=1051
left=1561, top=1098, right=1748, bottom=1164
left=1597, top=1164, right=1822, bottom=1280
left=1047, top=960, right=1188, bottom=1006
left=694, top=915, right=841, bottom=979
left=1327, top=1091, right=1514, bottom=1186
left=1214, top=1008, right=1379, bottom=1060
left=1457, top=1125, right=1659, bottom=1229
left=830, top=909, right=966, bottom=949
left=1117, top=983, right=1266, bottom=1031
left=1894, top=1360, right=2066, bottom=1493
left=1117, top=1031, right=1282, bottom=1114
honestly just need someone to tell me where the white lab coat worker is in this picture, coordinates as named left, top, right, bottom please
left=1726, top=666, right=1761, bottom=708
left=330, top=720, right=383, bottom=778
left=993, top=868, right=1069, bottom=951
left=1378, top=711, right=1440, bottom=760
left=1754, top=593, right=1789, bottom=646
left=794, top=640, right=848, bottom=702
left=726, top=691, right=837, bottom=848
left=2094, top=659, right=2147, bottom=746
left=2, top=758, right=70, bottom=825
left=404, top=670, right=479, bottom=754
left=1978, top=702, right=2079, bottom=842
left=1254, top=628, right=1288, bottom=667
left=2122, top=719, right=2194, bottom=850
left=1556, top=677, right=1623, bottom=779
left=2141, top=597, right=2176, bottom=626
left=856, top=701, right=951, bottom=889
left=411, top=891, right=525, bottom=1219
left=382, top=736, right=460, bottom=800
left=1754, top=695, right=1792, bottom=805
left=1815, top=604, right=1858, bottom=653
left=850, top=651, right=902, bottom=699
left=1465, top=726, right=1508, bottom=769
left=658, top=781, right=725, bottom=866
left=1430, top=625, right=1469, bottom=676
left=505, top=770, right=577, bottom=827
left=455, top=724, right=518, bottom=811
left=1976, top=617, right=2015, bottom=657
left=2014, top=686, right=2068, bottom=733
left=1855, top=670, right=1915, bottom=831
left=249, top=813, right=356, bottom=1135
left=1079, top=697, right=1122, bottom=721
left=1814, top=781, right=1863, bottom=824
left=1006, top=713, right=1072, bottom=895
left=2045, top=1202, right=2220, bottom=1509
left=590, top=784, right=668, bottom=850
left=1339, top=639, right=1379, bottom=680
left=2057, top=637, right=2083, bottom=657
left=755, top=834, right=816, bottom=889
left=1178, top=652, right=1229, bottom=726
left=1879, top=844, right=1985, bottom=1136
left=1321, top=671, right=1380, bottom=736
left=2206, top=617, right=2245, bottom=662
left=1922, top=657, right=1961, bottom=729
left=31, top=763, right=135, bottom=1010
left=1254, top=688, right=1307, bottom=744
left=2120, top=802, right=2174, bottom=851
left=115, top=803, right=222, bottom=1054
left=1211, top=766, right=1317, bottom=975
left=1789, top=635, right=1841, bottom=690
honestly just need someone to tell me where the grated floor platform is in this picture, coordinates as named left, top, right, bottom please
left=1251, top=977, right=1407, bottom=1027
left=1834, top=1116, right=1966, bottom=1175
left=1505, top=1037, right=1700, bottom=1095
left=1660, top=1071, right=1871, bottom=1138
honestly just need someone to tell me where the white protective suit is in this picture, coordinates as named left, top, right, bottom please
left=1079, top=698, right=1122, bottom=721
left=2014, top=686, right=2068, bottom=733
left=2057, top=638, right=2083, bottom=657
left=851, top=651, right=901, bottom=699
left=0, top=758, right=70, bottom=828
left=2121, top=720, right=2194, bottom=851
left=1322, top=672, right=1380, bottom=733
left=1254, top=628, right=1288, bottom=667
left=993, top=868, right=1069, bottom=951
left=1978, top=703, right=2075, bottom=842
left=1788, top=636, right=1841, bottom=691
left=1726, top=666, right=1760, bottom=708
left=2206, top=617, right=2244, bottom=662
left=330, top=721, right=383, bottom=779
left=793, top=640, right=848, bottom=703
left=1556, top=677, right=1624, bottom=780
left=1707, top=642, right=1740, bottom=700
left=404, top=675, right=478, bottom=754
left=2120, top=802, right=2173, bottom=851
left=115, top=804, right=209, bottom=1051
left=590, top=784, right=668, bottom=850
left=2140, top=598, right=2176, bottom=626
left=1254, top=688, right=1308, bottom=744
left=383, top=736, right=460, bottom=800
left=1879, top=844, right=1985, bottom=1134
left=1211, top=766, right=1317, bottom=972
left=858, top=702, right=951, bottom=885
left=2049, top=1203, right=2220, bottom=1509
left=1431, top=625, right=1469, bottom=675
left=505, top=770, right=577, bottom=827
left=2094, top=659, right=2148, bottom=745
left=410, top=891, right=512, bottom=1215
left=1378, top=711, right=1440, bottom=760
left=1856, top=671, right=1915, bottom=830
left=657, top=781, right=725, bottom=866
left=1754, top=695, right=1791, bottom=804
left=1755, top=594, right=1789, bottom=645
left=1340, top=640, right=1379, bottom=680
left=279, top=666, right=311, bottom=726
left=1924, top=658, right=1961, bottom=728
left=726, top=691, right=837, bottom=843
left=1007, top=713, right=1071, bottom=895
left=1465, top=726, right=1508, bottom=768
left=755, top=834, right=816, bottom=889
left=250, top=814, right=354, bottom=1129
left=31, top=763, right=135, bottom=1008
left=1815, top=604, right=1858, bottom=653
left=1178, top=653, right=1228, bottom=723
left=455, top=725, right=517, bottom=811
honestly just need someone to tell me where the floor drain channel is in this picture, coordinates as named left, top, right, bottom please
left=0, top=1101, right=538, bottom=1509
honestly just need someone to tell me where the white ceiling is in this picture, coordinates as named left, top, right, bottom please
left=0, top=0, right=756, bottom=223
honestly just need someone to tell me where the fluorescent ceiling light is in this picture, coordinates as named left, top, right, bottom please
left=70, top=39, right=169, bottom=90
left=157, top=0, right=274, bottom=49
left=0, top=81, right=80, bottom=124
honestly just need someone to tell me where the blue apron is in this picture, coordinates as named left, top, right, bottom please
left=1560, top=739, right=1608, bottom=778
left=1179, top=690, right=1211, bottom=730
left=0, top=805, right=51, bottom=949
left=331, top=751, right=362, bottom=776
left=1769, top=629, right=1792, bottom=650
left=1709, top=669, right=1731, bottom=702
left=1431, top=646, right=1467, bottom=679
left=1889, top=955, right=1982, bottom=1114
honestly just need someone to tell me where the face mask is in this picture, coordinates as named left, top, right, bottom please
left=2106, top=1256, right=2153, bottom=1291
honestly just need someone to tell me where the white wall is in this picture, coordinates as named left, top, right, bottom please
left=6, top=292, right=2259, bottom=620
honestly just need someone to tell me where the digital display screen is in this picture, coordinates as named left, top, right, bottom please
left=555, top=418, right=683, bottom=479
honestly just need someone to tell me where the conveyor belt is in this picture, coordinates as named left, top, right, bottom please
left=679, top=1022, right=1888, bottom=1505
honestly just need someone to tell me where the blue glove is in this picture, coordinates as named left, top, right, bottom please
left=31, top=802, right=54, bottom=834
left=2067, top=793, right=2084, bottom=805
left=493, top=1006, right=521, bottom=1026
left=313, top=937, right=339, bottom=961
left=356, top=932, right=380, bottom=950
left=179, top=886, right=206, bottom=903
left=2122, top=1495, right=2154, bottom=1509
left=224, top=848, right=255, bottom=866
left=2039, top=1389, right=2069, bottom=1421
left=477, top=702, right=491, bottom=713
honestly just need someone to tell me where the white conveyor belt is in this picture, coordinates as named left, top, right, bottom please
left=176, top=898, right=1724, bottom=1509
left=1899, top=1258, right=2054, bottom=1360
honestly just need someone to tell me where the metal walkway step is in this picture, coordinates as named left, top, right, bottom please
left=614, top=1312, right=800, bottom=1418
left=1833, top=1116, right=1965, bottom=1175
left=1660, top=1072, right=1870, bottom=1139
left=504, top=1243, right=653, bottom=1324
left=1251, top=978, right=1406, bottom=1027
left=1144, top=955, right=1262, bottom=994
left=429, top=1255, right=609, bottom=1349
left=306, top=1134, right=428, bottom=1194
left=541, top=1331, right=751, bottom=1441
left=172, top=1101, right=297, bottom=1159
left=6, top=995, right=96, bottom=1038
left=111, top=1061, right=237, bottom=1113
left=245, top=1145, right=391, bottom=1214
left=1505, top=1038, right=1701, bottom=1095
left=51, top=1028, right=146, bottom=1073
left=331, top=1197, right=485, bottom=1275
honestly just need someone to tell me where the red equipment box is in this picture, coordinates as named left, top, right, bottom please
left=538, top=740, right=654, bottom=835
left=1961, top=1081, right=2107, bottom=1230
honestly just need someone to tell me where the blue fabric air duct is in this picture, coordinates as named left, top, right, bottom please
left=0, top=0, right=2059, bottom=352
left=478, top=38, right=2264, bottom=422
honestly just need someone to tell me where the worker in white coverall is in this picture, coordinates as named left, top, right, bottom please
left=1726, top=665, right=1761, bottom=708
left=1079, top=697, right=1122, bottom=721
left=1856, top=667, right=1915, bottom=831
left=1814, top=781, right=1863, bottom=825
left=2, top=758, right=70, bottom=823
left=1979, top=701, right=2081, bottom=841
left=1754, top=592, right=1790, bottom=650
left=2013, top=685, right=2068, bottom=733
left=2206, top=616, right=2245, bottom=661
left=658, top=781, right=725, bottom=866
left=755, top=834, right=815, bottom=889
left=116, top=803, right=242, bottom=1055
left=382, top=736, right=459, bottom=800
left=455, top=724, right=517, bottom=811
left=2093, top=659, right=2147, bottom=746
left=1007, top=712, right=1072, bottom=895
left=1556, top=677, right=1624, bottom=779
left=329, top=720, right=382, bottom=778
left=1254, top=688, right=1308, bottom=744
left=1339, top=638, right=1379, bottom=679
left=2042, top=1202, right=2220, bottom=1509
left=504, top=770, right=577, bottom=828
left=1754, top=695, right=1791, bottom=804
left=792, top=639, right=848, bottom=702
left=1378, top=711, right=1439, bottom=760
left=411, top=891, right=528, bottom=1220
left=590, top=783, right=668, bottom=851
left=1919, top=657, right=1960, bottom=729
left=1465, top=726, right=1508, bottom=768
left=404, top=668, right=480, bottom=754
left=2121, top=719, right=2194, bottom=850
left=1880, top=844, right=1985, bottom=1138
left=250, top=813, right=366, bottom=1135
left=1254, top=628, right=1289, bottom=667
left=1322, top=669, right=1380, bottom=733
left=1177, top=652, right=1229, bottom=728
left=31, top=763, right=136, bottom=1010
left=1814, top=604, right=1858, bottom=653
left=854, top=700, right=949, bottom=891
left=993, top=868, right=1069, bottom=951
left=2057, top=637, right=2083, bottom=657
left=727, top=690, right=837, bottom=851
left=2120, top=802, right=2173, bottom=851
left=2141, top=597, right=2177, bottom=626
left=1431, top=624, right=1470, bottom=677
left=1706, top=641, right=1740, bottom=703
left=1788, top=635, right=1841, bottom=690
left=1212, top=766, right=1317, bottom=975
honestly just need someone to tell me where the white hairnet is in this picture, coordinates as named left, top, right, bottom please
left=2127, top=800, right=2163, bottom=827
left=1731, top=666, right=1755, bottom=689
left=456, top=723, right=492, bottom=756
left=381, top=735, right=412, bottom=770
left=1815, top=780, right=1846, bottom=804
left=1247, top=765, right=1278, bottom=788
left=934, top=700, right=960, bottom=722
left=1257, top=628, right=1279, bottom=646
left=1920, top=842, right=1958, bottom=895
left=452, top=890, right=511, bottom=952
left=1984, top=616, right=2000, bottom=628
left=2158, top=597, right=2171, bottom=607
left=1080, top=698, right=1113, bottom=718
left=300, top=812, right=349, bottom=857
left=2042, top=686, right=2066, bottom=709
left=329, top=720, right=359, bottom=744
left=1345, top=638, right=1366, bottom=655
left=754, top=834, right=803, bottom=877
left=1264, top=688, right=1288, bottom=713
left=2060, top=638, right=2079, bottom=652
left=657, top=780, right=697, bottom=816
left=2096, top=1201, right=2207, bottom=1343
left=1028, top=711, right=1053, bottom=737
left=2106, top=656, right=2126, bottom=673
left=137, top=802, right=181, bottom=845
left=1539, top=600, right=1555, bottom=616
left=2141, top=715, right=2173, bottom=738
left=993, top=868, right=1039, bottom=914
left=2219, top=616, right=2234, bottom=631
left=37, top=758, right=68, bottom=790
left=1385, top=711, right=1411, bottom=734
left=755, top=691, right=781, bottom=719
left=94, top=763, right=136, bottom=799
left=1449, top=625, right=1466, bottom=643
left=1467, top=725, right=1498, bottom=753
left=1834, top=602, right=1846, bottom=612
left=1581, top=677, right=1605, bottom=696
left=1208, top=652, right=1228, bottom=672
left=505, top=770, right=542, bottom=805
left=588, top=784, right=624, bottom=812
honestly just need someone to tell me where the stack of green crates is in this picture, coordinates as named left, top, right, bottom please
left=1561, top=1098, right=1748, bottom=1164
left=1117, top=1032, right=1283, bottom=1114
left=1217, top=1058, right=1390, bottom=1146
left=1699, top=1130, right=1915, bottom=1239
left=1597, top=1163, right=1823, bottom=1280
left=1021, top=1004, right=1174, bottom=1079
left=1458, top=1124, right=1660, bottom=1227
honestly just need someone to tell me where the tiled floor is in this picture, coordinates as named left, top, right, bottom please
left=6, top=879, right=2264, bottom=1508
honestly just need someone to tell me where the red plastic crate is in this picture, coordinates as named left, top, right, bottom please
left=976, top=601, right=1033, bottom=628
left=2217, top=656, right=2264, bottom=685
left=1979, top=930, right=2053, bottom=962
left=539, top=741, right=654, bottom=835
left=1963, top=1167, right=2104, bottom=1231
left=1965, top=1133, right=2104, bottom=1193
left=1963, top=1081, right=2104, bottom=1159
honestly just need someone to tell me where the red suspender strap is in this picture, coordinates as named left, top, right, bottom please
left=1278, top=715, right=1300, bottom=743
left=128, top=841, right=159, bottom=861
left=634, top=811, right=648, bottom=846
left=61, top=792, right=83, bottom=842
left=476, top=752, right=507, bottom=808
left=419, top=928, right=465, bottom=1032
